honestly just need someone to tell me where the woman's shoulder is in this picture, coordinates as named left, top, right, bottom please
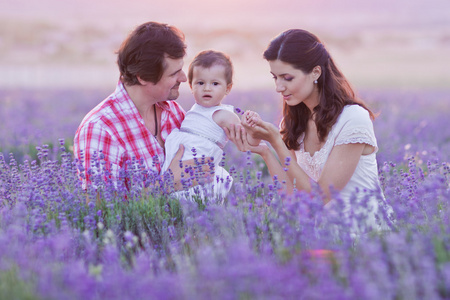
left=333, top=104, right=378, bottom=150
left=341, top=104, right=369, bottom=117
left=338, top=105, right=372, bottom=126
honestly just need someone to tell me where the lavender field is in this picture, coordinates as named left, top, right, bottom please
left=1, top=88, right=450, bottom=299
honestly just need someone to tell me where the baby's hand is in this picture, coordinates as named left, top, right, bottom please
left=242, top=110, right=261, bottom=128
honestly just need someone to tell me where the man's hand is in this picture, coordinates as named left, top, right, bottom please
left=165, top=144, right=215, bottom=192
left=165, top=144, right=185, bottom=191
left=168, top=144, right=185, bottom=172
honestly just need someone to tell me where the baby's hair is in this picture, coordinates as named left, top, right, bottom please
left=188, top=50, right=233, bottom=86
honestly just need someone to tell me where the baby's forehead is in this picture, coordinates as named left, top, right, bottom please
left=193, top=64, right=227, bottom=76
left=194, top=63, right=227, bottom=71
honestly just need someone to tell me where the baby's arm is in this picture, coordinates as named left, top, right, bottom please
left=213, top=109, right=261, bottom=147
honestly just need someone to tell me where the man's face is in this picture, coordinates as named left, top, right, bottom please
left=149, top=56, right=187, bottom=102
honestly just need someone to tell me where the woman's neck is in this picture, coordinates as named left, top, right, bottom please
left=304, top=86, right=321, bottom=113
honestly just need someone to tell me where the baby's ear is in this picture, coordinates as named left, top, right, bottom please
left=226, top=83, right=233, bottom=94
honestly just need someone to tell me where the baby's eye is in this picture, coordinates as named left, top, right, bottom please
left=213, top=82, right=220, bottom=86
left=197, top=81, right=204, bottom=85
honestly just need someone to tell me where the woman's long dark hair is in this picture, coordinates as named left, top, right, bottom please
left=263, top=29, right=374, bottom=150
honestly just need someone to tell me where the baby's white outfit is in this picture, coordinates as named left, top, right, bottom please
left=161, top=103, right=234, bottom=201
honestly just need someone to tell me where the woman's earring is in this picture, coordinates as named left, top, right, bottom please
left=314, top=80, right=318, bottom=84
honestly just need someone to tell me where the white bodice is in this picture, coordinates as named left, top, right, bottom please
left=294, top=105, right=389, bottom=233
left=295, top=105, right=378, bottom=184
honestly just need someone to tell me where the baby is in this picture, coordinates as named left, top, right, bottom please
left=161, top=50, right=259, bottom=200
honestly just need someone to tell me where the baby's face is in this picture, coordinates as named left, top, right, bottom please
left=191, top=65, right=232, bottom=108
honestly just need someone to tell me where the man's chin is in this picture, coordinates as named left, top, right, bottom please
left=167, top=91, right=179, bottom=101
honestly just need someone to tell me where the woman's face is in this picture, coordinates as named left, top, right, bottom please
left=269, top=59, right=319, bottom=110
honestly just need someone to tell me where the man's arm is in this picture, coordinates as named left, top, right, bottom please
left=74, top=122, right=122, bottom=184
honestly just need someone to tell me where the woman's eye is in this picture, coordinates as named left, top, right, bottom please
left=284, top=77, right=293, bottom=81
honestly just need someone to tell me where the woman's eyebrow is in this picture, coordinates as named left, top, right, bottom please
left=271, top=72, right=290, bottom=76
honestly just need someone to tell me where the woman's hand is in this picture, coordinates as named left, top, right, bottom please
left=242, top=117, right=280, bottom=145
left=224, top=123, right=247, bottom=152
left=224, top=123, right=271, bottom=156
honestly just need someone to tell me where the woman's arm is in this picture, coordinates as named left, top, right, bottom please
left=257, top=142, right=293, bottom=190
left=262, top=133, right=366, bottom=203
left=318, top=143, right=365, bottom=202
left=228, top=113, right=367, bottom=202
left=264, top=130, right=313, bottom=193
left=237, top=115, right=311, bottom=192
left=255, top=119, right=367, bottom=201
left=225, top=122, right=293, bottom=191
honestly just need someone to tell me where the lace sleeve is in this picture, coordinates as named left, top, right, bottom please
left=333, top=106, right=378, bottom=151
left=335, top=127, right=377, bottom=148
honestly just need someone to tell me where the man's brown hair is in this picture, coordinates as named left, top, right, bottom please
left=117, top=22, right=186, bottom=85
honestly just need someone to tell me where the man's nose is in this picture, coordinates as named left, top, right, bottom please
left=178, top=71, right=187, bottom=82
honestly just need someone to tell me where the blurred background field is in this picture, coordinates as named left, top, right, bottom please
left=1, top=0, right=450, bottom=90
left=0, top=0, right=449, bottom=165
left=1, top=88, right=449, bottom=172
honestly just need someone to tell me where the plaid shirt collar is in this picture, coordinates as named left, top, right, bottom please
left=115, top=81, right=173, bottom=116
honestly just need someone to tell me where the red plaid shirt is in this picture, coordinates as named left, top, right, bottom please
left=73, top=81, right=185, bottom=182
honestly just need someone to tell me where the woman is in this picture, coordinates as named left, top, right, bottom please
left=227, top=29, right=393, bottom=234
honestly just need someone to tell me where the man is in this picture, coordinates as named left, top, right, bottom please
left=74, top=22, right=187, bottom=186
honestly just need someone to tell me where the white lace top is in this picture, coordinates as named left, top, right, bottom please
left=294, top=105, right=390, bottom=233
